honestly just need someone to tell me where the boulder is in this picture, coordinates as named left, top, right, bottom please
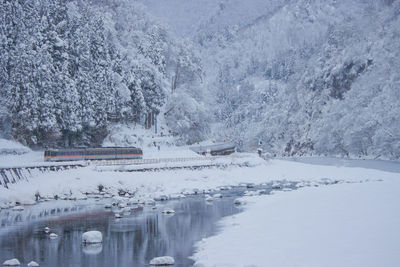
left=82, top=231, right=103, bottom=244
left=149, top=256, right=175, bottom=266
left=2, top=259, right=20, bottom=266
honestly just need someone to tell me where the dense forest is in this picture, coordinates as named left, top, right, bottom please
left=0, top=0, right=208, bottom=147
left=1, top=0, right=400, bottom=159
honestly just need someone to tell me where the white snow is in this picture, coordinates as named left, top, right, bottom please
left=11, top=206, right=24, bottom=211
left=192, top=178, right=400, bottom=267
left=0, top=139, right=31, bottom=155
left=233, top=198, right=244, bottom=205
left=27, top=261, right=39, bottom=267
left=49, top=233, right=58, bottom=239
left=82, top=231, right=103, bottom=244
left=1, top=154, right=400, bottom=266
left=2, top=258, right=20, bottom=266
left=2, top=155, right=399, bottom=208
left=149, top=256, right=175, bottom=266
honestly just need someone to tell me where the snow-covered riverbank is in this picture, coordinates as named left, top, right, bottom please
left=192, top=160, right=400, bottom=267
left=1, top=155, right=395, bottom=207
left=1, top=154, right=399, bottom=266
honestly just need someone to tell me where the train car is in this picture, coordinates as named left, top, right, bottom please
left=44, top=147, right=143, bottom=162
left=190, top=142, right=236, bottom=156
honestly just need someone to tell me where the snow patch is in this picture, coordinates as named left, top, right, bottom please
left=2, top=259, right=20, bottom=266
left=82, top=231, right=103, bottom=244
left=49, top=233, right=58, bottom=239
left=149, top=256, right=175, bottom=266
left=0, top=139, right=31, bottom=155
left=27, top=261, right=39, bottom=267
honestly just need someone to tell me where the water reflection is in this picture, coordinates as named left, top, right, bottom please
left=0, top=196, right=240, bottom=267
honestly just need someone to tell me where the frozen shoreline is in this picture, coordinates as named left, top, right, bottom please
left=1, top=154, right=399, bottom=267
left=191, top=160, right=400, bottom=267
left=2, top=154, right=397, bottom=207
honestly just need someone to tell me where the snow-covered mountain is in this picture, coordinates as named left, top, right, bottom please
left=1, top=0, right=399, bottom=159
left=142, top=0, right=400, bottom=159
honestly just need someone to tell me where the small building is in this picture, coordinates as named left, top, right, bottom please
left=190, top=142, right=236, bottom=156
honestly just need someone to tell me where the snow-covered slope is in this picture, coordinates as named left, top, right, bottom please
left=142, top=0, right=400, bottom=159
left=193, top=177, right=400, bottom=267
left=0, top=139, right=31, bottom=155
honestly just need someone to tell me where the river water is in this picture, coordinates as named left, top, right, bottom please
left=0, top=180, right=311, bottom=267
left=0, top=191, right=248, bottom=266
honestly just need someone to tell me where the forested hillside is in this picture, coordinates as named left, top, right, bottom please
left=0, top=0, right=208, bottom=147
left=1, top=0, right=400, bottom=159
left=143, top=0, right=400, bottom=159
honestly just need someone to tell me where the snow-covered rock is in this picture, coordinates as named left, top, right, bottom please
left=203, top=189, right=213, bottom=194
left=205, top=196, right=213, bottom=202
left=104, top=204, right=112, bottom=209
left=130, top=205, right=143, bottom=212
left=145, top=198, right=156, bottom=205
left=234, top=198, right=245, bottom=205
left=212, top=193, right=222, bottom=198
left=82, top=231, right=103, bottom=244
left=114, top=213, right=123, bottom=218
left=169, top=193, right=185, bottom=200
left=17, top=196, right=36, bottom=205
left=296, top=182, right=306, bottom=188
left=192, top=188, right=200, bottom=194
left=128, top=198, right=140, bottom=205
left=118, top=202, right=126, bottom=208
left=49, top=233, right=58, bottom=239
left=149, top=256, right=175, bottom=266
left=162, top=208, right=175, bottom=214
left=282, top=188, right=293, bottom=192
left=154, top=195, right=169, bottom=201
left=244, top=191, right=259, bottom=197
left=246, top=183, right=255, bottom=188
left=27, top=261, right=39, bottom=267
left=271, top=182, right=281, bottom=189
left=2, top=258, right=20, bottom=266
left=218, top=186, right=232, bottom=191
left=122, top=207, right=131, bottom=214
left=44, top=227, right=50, bottom=234
left=12, top=206, right=24, bottom=211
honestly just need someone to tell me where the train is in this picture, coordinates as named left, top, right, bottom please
left=44, top=147, right=143, bottom=162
